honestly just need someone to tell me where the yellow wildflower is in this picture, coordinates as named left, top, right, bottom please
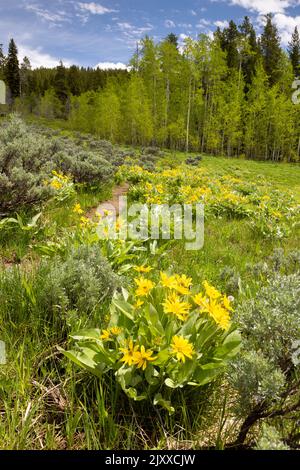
left=173, top=274, right=192, bottom=295
left=80, top=216, right=90, bottom=228
left=110, top=326, right=122, bottom=336
left=193, top=293, right=209, bottom=312
left=133, top=299, right=144, bottom=309
left=171, top=335, right=194, bottom=363
left=134, top=265, right=153, bottom=273
left=133, top=345, right=156, bottom=370
left=120, top=340, right=139, bottom=367
left=103, top=209, right=113, bottom=216
left=162, top=292, right=191, bottom=321
left=208, top=300, right=231, bottom=331
left=115, top=218, right=123, bottom=231
left=73, top=203, right=84, bottom=215
left=156, top=184, right=164, bottom=194
left=50, top=180, right=63, bottom=190
left=203, top=280, right=221, bottom=300
left=160, top=272, right=177, bottom=289
left=222, top=295, right=233, bottom=312
left=100, top=329, right=111, bottom=341
left=134, top=277, right=154, bottom=297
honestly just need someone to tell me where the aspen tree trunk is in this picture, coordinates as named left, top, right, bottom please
left=201, top=90, right=208, bottom=152
left=186, top=76, right=192, bottom=153
left=165, top=77, right=170, bottom=146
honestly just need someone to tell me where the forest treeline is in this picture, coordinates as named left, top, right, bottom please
left=1, top=14, right=300, bottom=161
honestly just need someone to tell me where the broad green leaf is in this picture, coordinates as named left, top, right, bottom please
left=153, top=394, right=175, bottom=414
left=113, top=299, right=134, bottom=321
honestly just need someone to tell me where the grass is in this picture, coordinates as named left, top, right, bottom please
left=0, top=137, right=299, bottom=449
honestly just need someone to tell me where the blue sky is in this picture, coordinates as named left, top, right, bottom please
left=0, top=1, right=300, bottom=68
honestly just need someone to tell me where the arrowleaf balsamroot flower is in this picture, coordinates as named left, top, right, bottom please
left=101, top=326, right=122, bottom=341
left=134, top=277, right=154, bottom=297
left=133, top=299, right=144, bottom=309
left=208, top=300, right=231, bottom=331
left=193, top=293, right=209, bottom=312
left=100, top=329, right=111, bottom=341
left=73, top=203, right=84, bottom=215
left=173, top=274, right=193, bottom=295
left=171, top=336, right=194, bottom=363
left=133, top=346, right=156, bottom=370
left=203, top=280, right=222, bottom=300
left=162, top=292, right=191, bottom=321
left=134, top=265, right=153, bottom=273
left=110, top=326, right=122, bottom=336
left=160, top=272, right=177, bottom=289
left=120, top=340, right=139, bottom=366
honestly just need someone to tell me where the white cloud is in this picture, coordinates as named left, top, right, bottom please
left=214, top=0, right=300, bottom=44
left=77, top=2, right=118, bottom=15
left=190, top=10, right=197, bottom=16
left=214, top=20, right=229, bottom=28
left=178, top=23, right=193, bottom=28
left=25, top=4, right=71, bottom=24
left=116, top=21, right=153, bottom=46
left=117, top=22, right=132, bottom=30
left=94, top=61, right=129, bottom=70
left=196, top=18, right=211, bottom=28
left=269, top=13, right=300, bottom=44
left=18, top=45, right=72, bottom=69
left=227, top=0, right=292, bottom=14
left=164, top=19, right=176, bottom=28
left=179, top=33, right=189, bottom=40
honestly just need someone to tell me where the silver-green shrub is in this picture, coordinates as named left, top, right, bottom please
left=229, top=273, right=300, bottom=446
left=0, top=115, right=114, bottom=212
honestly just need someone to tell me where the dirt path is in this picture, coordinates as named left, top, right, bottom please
left=88, top=182, right=129, bottom=219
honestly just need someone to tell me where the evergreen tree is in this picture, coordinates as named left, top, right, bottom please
left=239, top=16, right=259, bottom=85
left=68, top=65, right=83, bottom=96
left=222, top=20, right=240, bottom=70
left=260, top=14, right=282, bottom=85
left=54, top=61, right=69, bottom=105
left=5, top=38, right=20, bottom=98
left=288, top=26, right=300, bottom=76
left=166, top=33, right=178, bottom=48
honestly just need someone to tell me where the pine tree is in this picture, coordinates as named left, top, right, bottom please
left=5, top=38, right=20, bottom=98
left=239, top=16, right=260, bottom=85
left=54, top=61, right=69, bottom=105
left=222, top=20, right=240, bottom=70
left=288, top=26, right=300, bottom=76
left=166, top=33, right=178, bottom=48
left=68, top=65, right=83, bottom=96
left=260, top=14, right=282, bottom=85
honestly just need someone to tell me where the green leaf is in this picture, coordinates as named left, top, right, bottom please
left=113, top=299, right=134, bottom=321
left=71, top=328, right=101, bottom=341
left=58, top=346, right=104, bottom=378
left=126, top=387, right=146, bottom=401
left=215, top=329, right=242, bottom=359
left=153, top=394, right=175, bottom=414
left=165, top=378, right=180, bottom=388
left=193, top=362, right=225, bottom=386
left=154, top=348, right=169, bottom=366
